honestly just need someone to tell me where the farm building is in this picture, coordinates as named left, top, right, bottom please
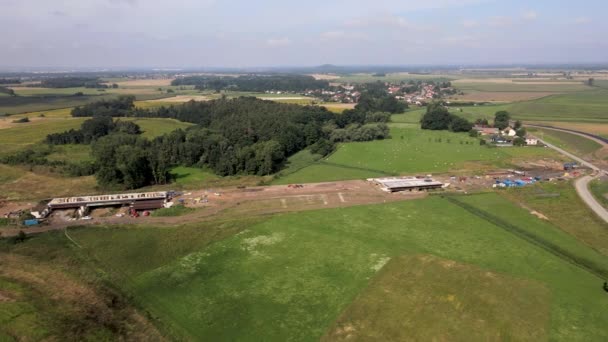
left=525, top=138, right=539, bottom=145
left=42, top=191, right=171, bottom=217
left=473, top=125, right=499, bottom=135
left=502, top=127, right=517, bottom=137
left=369, top=177, right=444, bottom=192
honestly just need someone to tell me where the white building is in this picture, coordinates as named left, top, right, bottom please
left=525, top=138, right=538, bottom=145
left=502, top=127, right=517, bottom=137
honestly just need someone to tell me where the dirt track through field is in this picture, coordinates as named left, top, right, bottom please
left=1, top=180, right=427, bottom=237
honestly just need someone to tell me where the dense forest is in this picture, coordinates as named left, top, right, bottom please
left=46, top=116, right=141, bottom=145
left=52, top=96, right=394, bottom=188
left=171, top=74, right=329, bottom=92
left=37, top=77, right=110, bottom=89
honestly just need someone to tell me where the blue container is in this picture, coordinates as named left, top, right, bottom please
left=24, top=219, right=39, bottom=226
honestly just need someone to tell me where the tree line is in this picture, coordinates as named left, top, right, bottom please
left=46, top=116, right=141, bottom=145
left=171, top=74, right=329, bottom=92
left=36, top=77, right=113, bottom=89
left=71, top=95, right=136, bottom=117
left=0, top=86, right=16, bottom=96
left=0, top=78, right=20, bottom=85
left=54, top=96, right=395, bottom=189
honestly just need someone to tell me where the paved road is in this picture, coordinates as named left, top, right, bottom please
left=529, top=127, right=608, bottom=224
left=575, top=175, right=608, bottom=223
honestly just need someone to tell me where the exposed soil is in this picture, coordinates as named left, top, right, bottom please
left=1, top=180, right=427, bottom=237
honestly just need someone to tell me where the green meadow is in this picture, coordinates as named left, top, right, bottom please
left=530, top=127, right=603, bottom=155
left=278, top=127, right=560, bottom=184
left=41, top=194, right=608, bottom=341
left=453, top=90, right=608, bottom=123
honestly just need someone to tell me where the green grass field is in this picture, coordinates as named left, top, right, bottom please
left=124, top=118, right=194, bottom=139
left=450, top=89, right=608, bottom=123
left=0, top=94, right=113, bottom=114
left=0, top=118, right=86, bottom=154
left=530, top=128, right=603, bottom=155
left=53, top=194, right=608, bottom=341
left=277, top=127, right=560, bottom=184
left=500, top=181, right=608, bottom=256
left=0, top=117, right=192, bottom=156
left=335, top=73, right=455, bottom=83
left=454, top=81, right=588, bottom=93
left=589, top=179, right=608, bottom=210
left=11, top=87, right=110, bottom=97
left=45, top=144, right=93, bottom=163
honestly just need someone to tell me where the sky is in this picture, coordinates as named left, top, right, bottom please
left=1, top=0, right=607, bottom=68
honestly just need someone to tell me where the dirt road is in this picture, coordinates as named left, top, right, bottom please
left=1, top=180, right=427, bottom=237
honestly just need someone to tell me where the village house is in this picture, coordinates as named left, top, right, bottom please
left=473, top=125, right=499, bottom=136
left=525, top=137, right=539, bottom=145
left=502, top=127, right=517, bottom=137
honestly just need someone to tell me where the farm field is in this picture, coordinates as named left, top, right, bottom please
left=26, top=194, right=608, bottom=341
left=452, top=79, right=589, bottom=93
left=529, top=127, right=603, bottom=156
left=499, top=181, right=608, bottom=256
left=0, top=118, right=86, bottom=154
left=508, top=90, right=608, bottom=123
left=279, top=127, right=561, bottom=184
left=0, top=94, right=113, bottom=114
left=323, top=254, right=550, bottom=341
left=529, top=121, right=608, bottom=138
left=449, top=89, right=608, bottom=123
left=450, top=90, right=558, bottom=102
left=334, top=73, right=455, bottom=83
left=0, top=117, right=192, bottom=155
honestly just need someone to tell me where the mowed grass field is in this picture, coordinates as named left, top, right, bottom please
left=58, top=194, right=608, bottom=341
left=529, top=127, right=603, bottom=156
left=0, top=117, right=192, bottom=155
left=276, top=127, right=560, bottom=184
left=500, top=181, right=608, bottom=256
left=449, top=89, right=608, bottom=124
left=0, top=118, right=86, bottom=154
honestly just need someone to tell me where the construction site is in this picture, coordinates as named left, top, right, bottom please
left=0, top=161, right=591, bottom=236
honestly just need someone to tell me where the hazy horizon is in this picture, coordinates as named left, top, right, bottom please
left=2, top=0, right=607, bottom=68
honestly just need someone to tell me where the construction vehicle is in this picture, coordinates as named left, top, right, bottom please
left=129, top=208, right=139, bottom=218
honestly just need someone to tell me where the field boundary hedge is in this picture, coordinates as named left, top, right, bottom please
left=445, top=196, right=608, bottom=280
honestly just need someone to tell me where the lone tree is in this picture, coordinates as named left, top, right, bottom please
left=588, top=78, right=595, bottom=87
left=513, top=136, right=526, bottom=146
left=513, top=120, right=522, bottom=130
left=421, top=102, right=452, bottom=130
left=516, top=127, right=527, bottom=137
left=494, top=111, right=511, bottom=130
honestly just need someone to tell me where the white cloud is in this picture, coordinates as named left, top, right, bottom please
left=522, top=10, right=537, bottom=20
left=442, top=35, right=481, bottom=48
left=488, top=16, right=512, bottom=27
left=319, top=31, right=368, bottom=42
left=573, top=16, right=591, bottom=24
left=462, top=19, right=478, bottom=28
left=345, top=14, right=410, bottom=29
left=266, top=37, right=291, bottom=47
